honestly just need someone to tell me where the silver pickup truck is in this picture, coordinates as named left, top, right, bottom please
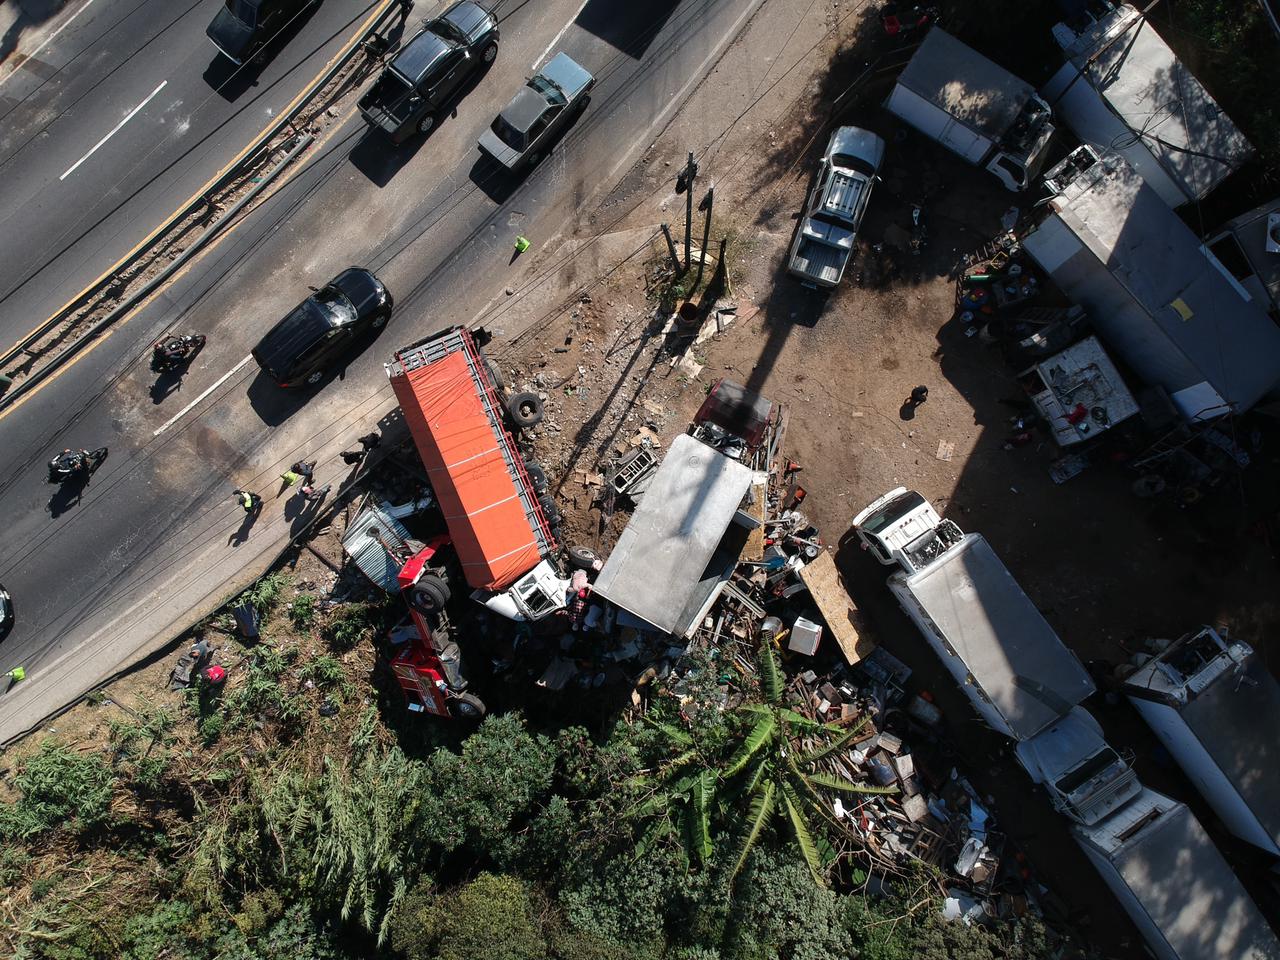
left=787, top=126, right=884, bottom=288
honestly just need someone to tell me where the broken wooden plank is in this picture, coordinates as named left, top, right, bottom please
left=741, top=477, right=769, bottom=562
left=797, top=551, right=876, bottom=664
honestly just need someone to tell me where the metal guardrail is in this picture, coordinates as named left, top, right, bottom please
left=0, top=0, right=400, bottom=412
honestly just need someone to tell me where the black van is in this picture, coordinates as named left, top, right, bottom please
left=252, top=268, right=391, bottom=388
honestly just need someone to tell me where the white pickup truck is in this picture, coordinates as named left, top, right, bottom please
left=851, top=488, right=1138, bottom=825
left=786, top=126, right=884, bottom=288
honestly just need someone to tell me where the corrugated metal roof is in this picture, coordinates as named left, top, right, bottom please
left=592, top=435, right=754, bottom=636
left=1057, top=4, right=1251, bottom=202
left=342, top=502, right=413, bottom=592
left=895, top=28, right=1036, bottom=137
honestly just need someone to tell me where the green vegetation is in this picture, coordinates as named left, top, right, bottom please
left=0, top=569, right=1062, bottom=960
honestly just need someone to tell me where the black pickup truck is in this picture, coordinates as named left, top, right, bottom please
left=359, top=2, right=499, bottom=144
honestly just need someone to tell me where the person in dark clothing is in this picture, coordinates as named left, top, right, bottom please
left=301, top=484, right=331, bottom=503
left=341, top=433, right=382, bottom=465
left=909, top=385, right=929, bottom=406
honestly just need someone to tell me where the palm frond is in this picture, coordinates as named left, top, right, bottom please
left=730, top=780, right=777, bottom=879
left=758, top=642, right=784, bottom=704
left=722, top=714, right=777, bottom=778
left=806, top=771, right=898, bottom=796
left=644, top=716, right=694, bottom=747
left=684, top=769, right=715, bottom=865
left=781, top=783, right=825, bottom=886
left=798, top=719, right=871, bottom=765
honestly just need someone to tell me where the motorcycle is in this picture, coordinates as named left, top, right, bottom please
left=47, top=447, right=108, bottom=484
left=152, top=334, right=206, bottom=371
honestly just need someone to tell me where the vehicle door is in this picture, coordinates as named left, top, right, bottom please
left=427, top=49, right=468, bottom=106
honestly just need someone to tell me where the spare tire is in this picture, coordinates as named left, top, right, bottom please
left=408, top=574, right=450, bottom=613
left=485, top=358, right=506, bottom=390
left=568, top=545, right=600, bottom=570
left=507, top=391, right=544, bottom=429
left=525, top=462, right=550, bottom=495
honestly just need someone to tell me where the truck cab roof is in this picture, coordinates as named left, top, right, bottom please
left=851, top=487, right=943, bottom=567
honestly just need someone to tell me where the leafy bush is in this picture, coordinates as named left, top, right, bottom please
left=0, top=739, right=116, bottom=839
left=290, top=593, right=318, bottom=628
left=244, top=571, right=290, bottom=616
left=324, top=603, right=378, bottom=651
left=215, top=901, right=357, bottom=960
left=390, top=873, right=547, bottom=960
left=298, top=654, right=351, bottom=700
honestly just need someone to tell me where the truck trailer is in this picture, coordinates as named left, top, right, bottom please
left=1122, top=626, right=1280, bottom=859
left=386, top=326, right=568, bottom=621
left=1072, top=786, right=1280, bottom=960
left=851, top=488, right=1138, bottom=825
left=885, top=27, right=1055, bottom=191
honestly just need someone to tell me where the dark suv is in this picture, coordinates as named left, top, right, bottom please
left=252, top=268, right=392, bottom=388
left=206, top=0, right=318, bottom=65
left=359, top=1, right=499, bottom=144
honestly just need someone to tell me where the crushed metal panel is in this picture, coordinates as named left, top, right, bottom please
left=593, top=434, right=754, bottom=635
left=342, top=502, right=414, bottom=592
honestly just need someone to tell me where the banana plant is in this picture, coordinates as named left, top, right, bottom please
left=626, top=642, right=897, bottom=886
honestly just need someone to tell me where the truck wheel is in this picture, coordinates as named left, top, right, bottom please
left=408, top=574, right=450, bottom=613
left=538, top=494, right=561, bottom=526
left=450, top=692, right=487, bottom=719
left=524, top=462, right=549, bottom=494
left=568, top=545, right=599, bottom=570
left=481, top=42, right=498, bottom=65
left=507, top=391, right=544, bottom=429
left=418, top=112, right=437, bottom=135
left=485, top=358, right=506, bottom=390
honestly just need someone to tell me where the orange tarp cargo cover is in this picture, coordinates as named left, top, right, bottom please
left=390, top=350, right=542, bottom=591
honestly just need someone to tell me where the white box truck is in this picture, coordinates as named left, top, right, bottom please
left=885, top=27, right=1055, bottom=191
left=1122, top=626, right=1280, bottom=859
left=851, top=488, right=1139, bottom=825
left=1073, top=786, right=1280, bottom=960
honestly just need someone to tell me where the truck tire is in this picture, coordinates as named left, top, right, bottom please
left=507, top=391, right=544, bottom=429
left=481, top=42, right=498, bottom=65
left=525, top=462, right=549, bottom=494
left=538, top=494, right=561, bottom=526
left=485, top=358, right=506, bottom=390
left=450, top=692, right=487, bottom=719
left=408, top=574, right=450, bottom=613
left=568, top=545, right=599, bottom=570
left=418, top=112, right=437, bottom=135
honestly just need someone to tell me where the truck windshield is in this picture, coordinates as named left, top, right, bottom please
left=530, top=75, right=567, bottom=105
left=861, top=491, right=925, bottom=534
left=1056, top=748, right=1119, bottom=795
left=831, top=153, right=876, bottom=177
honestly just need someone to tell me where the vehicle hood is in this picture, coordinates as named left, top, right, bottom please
left=801, top=218, right=855, bottom=249
left=443, top=1, right=495, bottom=42
left=540, top=51, right=593, bottom=100
left=253, top=300, right=330, bottom=378
left=330, top=267, right=386, bottom=316
left=828, top=125, right=885, bottom=169
left=206, top=8, right=254, bottom=63
left=478, top=127, right=521, bottom=168
left=1017, top=708, right=1104, bottom=782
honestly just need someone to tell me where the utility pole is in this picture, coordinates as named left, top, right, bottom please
left=675, top=152, right=698, bottom=274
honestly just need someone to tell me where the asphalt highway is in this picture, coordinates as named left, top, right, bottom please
left=0, top=0, right=389, bottom=346
left=0, top=0, right=763, bottom=735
